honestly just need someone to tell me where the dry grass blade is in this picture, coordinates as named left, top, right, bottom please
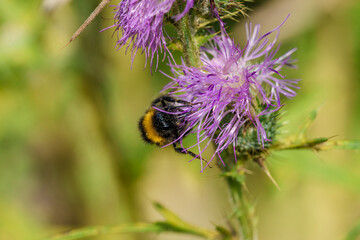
left=64, top=0, right=111, bottom=47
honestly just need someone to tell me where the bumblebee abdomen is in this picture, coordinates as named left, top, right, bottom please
left=139, top=108, right=167, bottom=146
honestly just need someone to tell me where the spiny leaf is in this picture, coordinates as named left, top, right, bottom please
left=44, top=220, right=218, bottom=240
left=318, top=140, right=360, bottom=150
left=43, top=223, right=164, bottom=240
left=153, top=202, right=186, bottom=224
left=272, top=137, right=329, bottom=151
left=153, top=202, right=217, bottom=239
left=44, top=202, right=222, bottom=240
left=273, top=138, right=360, bottom=151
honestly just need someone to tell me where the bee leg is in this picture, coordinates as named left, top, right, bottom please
left=161, top=106, right=192, bottom=113
left=152, top=96, right=175, bottom=106
left=161, top=96, right=189, bottom=105
left=173, top=144, right=212, bottom=168
left=153, top=96, right=191, bottom=106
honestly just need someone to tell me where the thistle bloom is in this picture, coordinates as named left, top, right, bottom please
left=104, top=0, right=194, bottom=68
left=162, top=17, right=300, bottom=168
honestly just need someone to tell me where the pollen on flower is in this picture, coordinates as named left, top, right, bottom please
left=162, top=16, right=300, bottom=169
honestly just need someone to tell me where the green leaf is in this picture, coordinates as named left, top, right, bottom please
left=196, top=33, right=217, bottom=47
left=44, top=223, right=165, bottom=240
left=274, top=138, right=360, bottom=151
left=167, top=39, right=183, bottom=51
left=153, top=202, right=184, bottom=223
left=215, top=225, right=232, bottom=240
left=45, top=203, right=220, bottom=240
left=318, top=140, right=360, bottom=150
left=344, top=219, right=360, bottom=240
left=271, top=137, right=329, bottom=151
left=44, top=221, right=216, bottom=240
left=153, top=202, right=216, bottom=239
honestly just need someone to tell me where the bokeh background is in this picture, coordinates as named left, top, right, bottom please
left=0, top=0, right=360, bottom=239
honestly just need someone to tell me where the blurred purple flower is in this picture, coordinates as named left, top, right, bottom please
left=104, top=0, right=194, bottom=68
left=162, top=17, right=299, bottom=168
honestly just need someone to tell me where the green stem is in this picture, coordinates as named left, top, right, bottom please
left=220, top=152, right=256, bottom=240
left=176, top=2, right=254, bottom=239
left=177, top=9, right=200, bottom=67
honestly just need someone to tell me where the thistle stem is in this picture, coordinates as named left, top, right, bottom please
left=227, top=175, right=255, bottom=240
left=177, top=10, right=200, bottom=67
left=219, top=152, right=257, bottom=240
left=176, top=3, right=255, bottom=239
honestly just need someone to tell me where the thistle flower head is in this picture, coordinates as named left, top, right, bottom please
left=104, top=0, right=194, bottom=68
left=162, top=17, right=300, bottom=168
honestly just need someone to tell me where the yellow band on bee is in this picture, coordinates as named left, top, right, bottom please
left=142, top=108, right=166, bottom=146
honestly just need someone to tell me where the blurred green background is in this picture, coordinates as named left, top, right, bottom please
left=0, top=0, right=360, bottom=239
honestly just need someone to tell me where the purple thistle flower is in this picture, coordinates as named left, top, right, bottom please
left=103, top=0, right=194, bottom=68
left=162, top=17, right=300, bottom=169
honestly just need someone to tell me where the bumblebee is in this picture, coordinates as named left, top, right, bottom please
left=138, top=95, right=207, bottom=163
